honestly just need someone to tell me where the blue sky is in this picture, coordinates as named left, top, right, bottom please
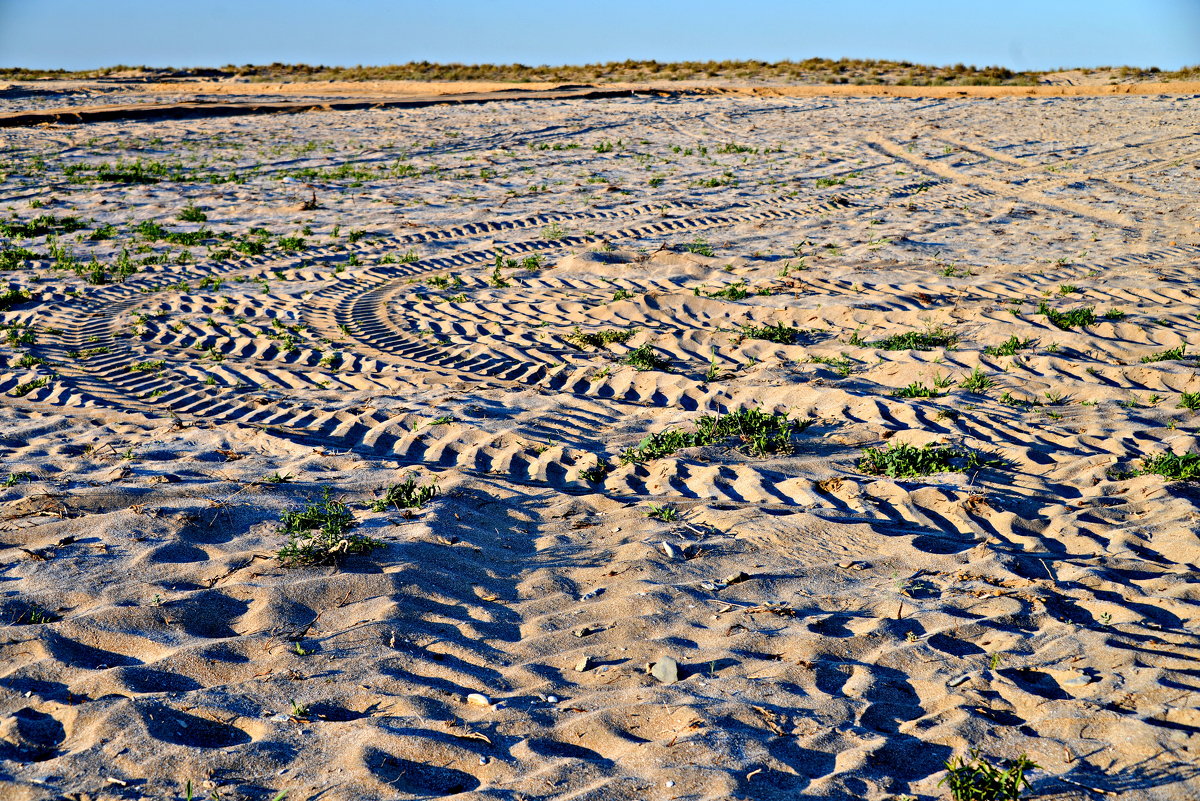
left=1, top=0, right=1197, bottom=72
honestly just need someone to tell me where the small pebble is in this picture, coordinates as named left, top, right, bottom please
left=466, top=692, right=491, bottom=707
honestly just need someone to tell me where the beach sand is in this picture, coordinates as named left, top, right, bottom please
left=0, top=83, right=1198, bottom=800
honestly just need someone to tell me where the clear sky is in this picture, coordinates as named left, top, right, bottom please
left=1, top=0, right=1197, bottom=72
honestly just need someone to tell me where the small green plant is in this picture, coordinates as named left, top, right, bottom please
left=277, top=489, right=382, bottom=566
left=870, top=329, right=958, bottom=351
left=6, top=326, right=36, bottom=346
left=127, top=360, right=165, bottom=372
left=579, top=460, right=611, bottom=483
left=10, top=377, right=49, bottom=397
left=1103, top=308, right=1126, bottom=320
left=740, top=322, right=799, bottom=344
left=706, top=281, right=751, bottom=301
left=893, top=381, right=942, bottom=398
left=1177, top=392, right=1200, bottom=410
left=983, top=336, right=1033, bottom=357
left=542, top=223, right=567, bottom=240
left=858, top=442, right=1000, bottom=478
left=177, top=202, right=208, bottom=223
left=1037, top=301, right=1095, bottom=330
left=0, top=288, right=32, bottom=311
left=622, top=407, right=813, bottom=463
left=704, top=348, right=724, bottom=382
left=1131, top=452, right=1200, bottom=481
left=683, top=237, right=715, bottom=257
left=4, top=472, right=29, bottom=487
left=371, top=476, right=437, bottom=511
left=938, top=750, right=1038, bottom=801
left=815, top=176, right=847, bottom=188
left=1141, top=345, right=1186, bottom=363
left=645, top=504, right=679, bottom=522
left=622, top=344, right=671, bottom=372
left=611, top=288, right=634, bottom=302
left=961, top=368, right=993, bottom=393
left=566, top=327, right=635, bottom=349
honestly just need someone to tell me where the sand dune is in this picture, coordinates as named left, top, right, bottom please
left=0, top=87, right=1198, bottom=800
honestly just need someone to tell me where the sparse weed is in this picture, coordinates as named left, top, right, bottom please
left=858, top=442, right=1000, bottom=478
left=0, top=288, right=32, bottom=311
left=622, top=343, right=671, bottom=372
left=645, top=504, right=679, bottom=522
left=939, top=750, right=1038, bottom=801
left=1125, top=452, right=1200, bottom=482
left=961, top=368, right=993, bottom=393
left=870, top=329, right=958, bottom=351
left=372, top=476, right=437, bottom=511
left=566, top=327, right=635, bottom=349
left=277, top=489, right=382, bottom=566
left=621, top=407, right=813, bottom=463
left=1037, top=301, right=1095, bottom=329
left=177, top=202, right=208, bottom=222
left=1177, top=392, right=1200, bottom=410
left=740, top=322, right=799, bottom=344
left=1141, top=345, right=1186, bottom=363
left=579, top=460, right=611, bottom=483
left=984, top=336, right=1033, bottom=357
left=893, top=381, right=942, bottom=398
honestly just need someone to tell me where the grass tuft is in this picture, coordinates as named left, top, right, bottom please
left=870, top=329, right=958, bottom=350
left=740, top=322, right=799, bottom=344
left=622, top=344, right=671, bottom=371
left=566, top=327, right=636, bottom=349
left=621, top=407, right=813, bottom=463
left=858, top=442, right=1000, bottom=478
left=1140, top=345, right=1186, bottom=363
left=939, top=750, right=1038, bottom=801
left=1037, top=301, right=1095, bottom=330
left=371, top=476, right=437, bottom=511
left=277, top=489, right=382, bottom=566
left=1129, top=452, right=1200, bottom=481
left=984, top=335, right=1033, bottom=357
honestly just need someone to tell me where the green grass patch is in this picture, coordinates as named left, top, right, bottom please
left=1122, top=452, right=1200, bottom=482
left=960, top=367, right=994, bottom=393
left=740, top=322, right=799, bottom=344
left=566, top=327, right=636, bottom=349
left=277, top=489, right=382, bottom=566
left=983, top=335, right=1033, bottom=357
left=1037, top=301, right=1095, bottom=330
left=371, top=476, right=437, bottom=511
left=621, top=407, right=814, bottom=463
left=622, top=344, right=671, bottom=371
left=0, top=288, right=32, bottom=311
left=1177, top=392, right=1200, bottom=410
left=1141, top=345, right=1186, bottom=363
left=9, top=377, right=49, bottom=397
left=0, top=247, right=40, bottom=270
left=869, top=329, right=958, bottom=350
left=0, top=215, right=87, bottom=238
left=858, top=442, right=1000, bottom=478
left=939, top=750, right=1038, bottom=801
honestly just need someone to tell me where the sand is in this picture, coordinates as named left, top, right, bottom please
left=0, top=84, right=1198, bottom=800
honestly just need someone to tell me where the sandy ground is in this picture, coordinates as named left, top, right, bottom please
left=0, top=88, right=1198, bottom=800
